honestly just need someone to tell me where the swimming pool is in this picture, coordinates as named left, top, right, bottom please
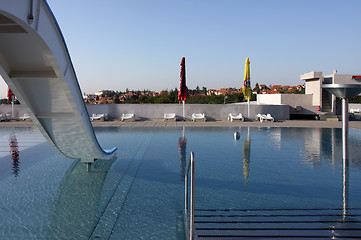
left=0, top=126, right=361, bottom=239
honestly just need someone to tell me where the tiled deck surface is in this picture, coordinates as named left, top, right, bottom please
left=2, top=119, right=361, bottom=130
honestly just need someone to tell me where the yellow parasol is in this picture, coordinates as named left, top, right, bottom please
left=242, top=58, right=251, bottom=100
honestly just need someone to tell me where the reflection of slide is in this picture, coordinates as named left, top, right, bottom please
left=44, top=158, right=115, bottom=239
left=0, top=1, right=116, bottom=162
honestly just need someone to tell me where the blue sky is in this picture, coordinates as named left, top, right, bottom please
left=1, top=0, right=361, bottom=97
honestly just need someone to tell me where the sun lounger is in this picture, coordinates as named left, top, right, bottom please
left=192, top=113, right=206, bottom=122
left=228, top=113, right=244, bottom=122
left=90, top=113, right=108, bottom=122
left=256, top=113, right=274, bottom=122
left=19, top=113, right=30, bottom=121
left=0, top=114, right=11, bottom=122
left=164, top=113, right=177, bottom=121
left=350, top=112, right=361, bottom=120
left=121, top=113, right=135, bottom=122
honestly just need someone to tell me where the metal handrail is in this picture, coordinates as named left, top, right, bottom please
left=185, top=152, right=195, bottom=240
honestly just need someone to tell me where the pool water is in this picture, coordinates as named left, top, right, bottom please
left=0, top=126, right=361, bottom=239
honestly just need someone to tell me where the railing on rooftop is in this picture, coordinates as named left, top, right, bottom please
left=184, top=152, right=195, bottom=240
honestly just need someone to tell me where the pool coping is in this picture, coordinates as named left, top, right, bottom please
left=2, top=119, right=361, bottom=130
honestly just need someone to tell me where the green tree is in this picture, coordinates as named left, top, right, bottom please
left=350, top=96, right=361, bottom=103
left=195, top=86, right=200, bottom=93
left=278, top=87, right=286, bottom=94
left=202, top=87, right=207, bottom=95
left=254, top=83, right=260, bottom=94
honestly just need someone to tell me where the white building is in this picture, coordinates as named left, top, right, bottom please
left=257, top=71, right=361, bottom=119
left=300, top=71, right=361, bottom=114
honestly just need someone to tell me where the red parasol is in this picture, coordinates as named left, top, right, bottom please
left=178, top=57, right=187, bottom=101
left=7, top=87, right=15, bottom=102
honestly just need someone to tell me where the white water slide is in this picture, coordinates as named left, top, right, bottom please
left=0, top=0, right=117, bottom=162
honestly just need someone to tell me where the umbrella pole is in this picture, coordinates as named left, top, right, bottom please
left=342, top=98, right=348, bottom=161
left=247, top=98, right=250, bottom=119
left=247, top=89, right=251, bottom=119
left=11, top=95, right=14, bottom=120
left=342, top=97, right=349, bottom=217
left=182, top=100, right=185, bottom=121
left=247, top=99, right=250, bottom=119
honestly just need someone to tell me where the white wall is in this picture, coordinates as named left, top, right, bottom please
left=280, top=94, right=313, bottom=107
left=88, top=103, right=290, bottom=120
left=257, top=94, right=313, bottom=107
left=0, top=104, right=27, bottom=118
left=350, top=103, right=361, bottom=110
left=1, top=103, right=290, bottom=120
left=257, top=94, right=281, bottom=105
left=305, top=79, right=321, bottom=106
left=333, top=74, right=361, bottom=85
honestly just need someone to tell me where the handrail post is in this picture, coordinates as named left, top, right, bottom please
left=190, top=152, right=195, bottom=240
left=185, top=168, right=188, bottom=212
left=184, top=151, right=195, bottom=240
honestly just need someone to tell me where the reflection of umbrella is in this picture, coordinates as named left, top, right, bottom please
left=178, top=127, right=187, bottom=179
left=9, top=131, right=20, bottom=177
left=242, top=128, right=251, bottom=184
left=242, top=58, right=251, bottom=118
left=178, top=57, right=187, bottom=120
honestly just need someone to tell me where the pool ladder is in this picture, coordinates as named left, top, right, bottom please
left=185, top=152, right=195, bottom=240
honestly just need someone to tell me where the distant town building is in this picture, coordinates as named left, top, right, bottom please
left=83, top=92, right=96, bottom=99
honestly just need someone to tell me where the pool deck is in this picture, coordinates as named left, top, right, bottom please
left=2, top=119, right=361, bottom=130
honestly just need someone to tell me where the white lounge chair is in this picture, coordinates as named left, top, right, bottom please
left=0, top=114, right=10, bottom=121
left=90, top=113, right=108, bottom=122
left=164, top=113, right=177, bottom=121
left=192, top=113, right=206, bottom=122
left=19, top=113, right=30, bottom=121
left=121, top=113, right=135, bottom=122
left=257, top=113, right=274, bottom=122
left=228, top=113, right=244, bottom=122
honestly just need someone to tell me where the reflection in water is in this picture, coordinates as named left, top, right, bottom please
left=343, top=157, right=349, bottom=217
left=270, top=128, right=281, bottom=150
left=316, top=129, right=361, bottom=238
left=302, top=128, right=361, bottom=169
left=44, top=158, right=115, bottom=239
left=9, top=131, right=20, bottom=178
left=260, top=127, right=361, bottom=237
left=322, top=158, right=361, bottom=238
left=179, top=127, right=187, bottom=180
left=176, top=210, right=186, bottom=240
left=303, top=128, right=322, bottom=167
left=242, top=127, right=251, bottom=184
